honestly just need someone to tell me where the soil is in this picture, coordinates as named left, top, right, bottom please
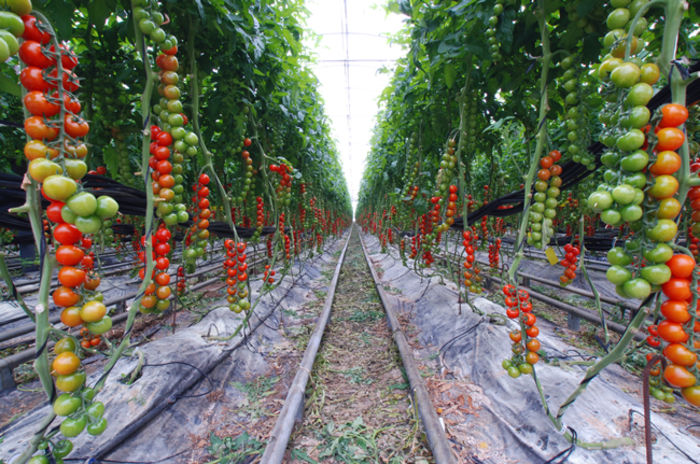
left=286, top=228, right=433, bottom=464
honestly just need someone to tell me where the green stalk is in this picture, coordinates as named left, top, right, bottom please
left=95, top=0, right=159, bottom=389
left=187, top=24, right=239, bottom=243
left=578, top=214, right=609, bottom=346
left=507, top=0, right=550, bottom=283
left=555, top=296, right=653, bottom=424
left=658, top=0, right=685, bottom=78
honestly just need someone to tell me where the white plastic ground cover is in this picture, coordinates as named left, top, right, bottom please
left=0, top=235, right=347, bottom=463
left=362, top=234, right=699, bottom=464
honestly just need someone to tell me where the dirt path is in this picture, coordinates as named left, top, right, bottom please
left=286, top=228, right=434, bottom=463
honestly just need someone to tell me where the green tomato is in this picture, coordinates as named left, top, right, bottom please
left=620, top=204, right=643, bottom=222
left=502, top=359, right=512, bottom=370
left=86, top=401, right=105, bottom=421
left=75, top=215, right=102, bottom=234
left=176, top=210, right=189, bottom=223
left=640, top=264, right=671, bottom=285
left=53, top=393, right=82, bottom=416
left=95, top=195, right=119, bottom=219
left=507, top=366, right=521, bottom=378
left=0, top=11, right=24, bottom=37
left=82, top=387, right=96, bottom=401
left=547, top=186, right=560, bottom=198
left=612, top=184, right=636, bottom=205
left=531, top=202, right=545, bottom=213
left=623, top=277, right=651, bottom=300
left=518, top=363, right=533, bottom=375
left=606, top=8, right=630, bottom=29
left=603, top=169, right=619, bottom=184
left=623, top=106, right=650, bottom=129
left=67, top=192, right=97, bottom=217
left=606, top=265, right=632, bottom=285
left=600, top=151, right=619, bottom=167
left=626, top=82, right=653, bottom=106
left=184, top=132, right=199, bottom=146
left=0, top=29, right=19, bottom=55
left=608, top=247, right=632, bottom=266
left=53, top=440, right=73, bottom=459
left=171, top=127, right=186, bottom=140
left=535, top=180, right=548, bottom=192
left=616, top=129, right=645, bottom=152
left=600, top=209, right=622, bottom=226
left=64, top=159, right=88, bottom=180
left=623, top=172, right=647, bottom=189
left=150, top=27, right=166, bottom=43
left=60, top=414, right=87, bottom=438
left=60, top=205, right=77, bottom=224
left=27, top=457, right=49, bottom=464
left=624, top=238, right=642, bottom=253
left=545, top=197, right=558, bottom=208
left=587, top=191, right=613, bottom=212
left=543, top=208, right=557, bottom=219
left=138, top=18, right=156, bottom=34
left=163, top=212, right=178, bottom=226
left=43, top=175, right=77, bottom=202
left=644, top=243, right=673, bottom=263
left=156, top=202, right=173, bottom=217
left=603, top=28, right=625, bottom=49
left=646, top=219, right=678, bottom=242
left=168, top=113, right=184, bottom=127
left=610, top=62, right=640, bottom=88
left=620, top=150, right=648, bottom=172
left=86, top=316, right=112, bottom=335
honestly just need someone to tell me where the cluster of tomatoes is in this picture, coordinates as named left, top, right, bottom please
left=527, top=149, right=562, bottom=249
left=479, top=215, right=488, bottom=241
left=138, top=224, right=171, bottom=313
left=462, top=230, right=481, bottom=293
left=409, top=234, right=418, bottom=260
left=598, top=101, right=687, bottom=301
left=438, top=185, right=458, bottom=230
left=133, top=0, right=176, bottom=49
left=269, top=162, right=293, bottom=207
left=51, top=335, right=107, bottom=446
left=559, top=242, right=580, bottom=285
left=558, top=54, right=595, bottom=169
left=183, top=173, right=211, bottom=272
left=644, top=254, right=699, bottom=406
left=252, top=196, right=264, bottom=241
left=466, top=194, right=475, bottom=212
left=488, top=237, right=501, bottom=269
left=429, top=140, right=457, bottom=238
left=150, top=123, right=188, bottom=226
left=484, top=1, right=503, bottom=61
left=224, top=239, right=250, bottom=313
left=234, top=138, right=254, bottom=204
left=262, top=264, right=276, bottom=287
left=502, top=284, right=540, bottom=377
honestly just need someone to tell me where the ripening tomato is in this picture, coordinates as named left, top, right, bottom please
left=53, top=286, right=80, bottom=307
left=83, top=275, right=100, bottom=291
left=658, top=104, right=689, bottom=128
left=666, top=254, right=695, bottom=279
left=663, top=364, right=696, bottom=388
left=681, top=385, right=700, bottom=407
left=80, top=300, right=106, bottom=323
left=526, top=326, right=539, bottom=337
left=509, top=331, right=521, bottom=342
left=24, top=115, right=59, bottom=140
left=526, top=339, right=541, bottom=352
left=649, top=150, right=681, bottom=175
left=155, top=272, right=170, bottom=286
left=526, top=351, right=539, bottom=364
left=655, top=127, right=685, bottom=152
left=60, top=306, right=83, bottom=327
left=58, top=266, right=86, bottom=288
left=52, top=351, right=80, bottom=376
left=156, top=286, right=171, bottom=299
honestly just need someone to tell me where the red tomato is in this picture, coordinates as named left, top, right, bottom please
left=53, top=286, right=80, bottom=307
left=20, top=66, right=51, bottom=91
left=53, top=223, right=82, bottom=245
left=56, top=245, right=84, bottom=266
left=657, top=320, right=689, bottom=343
left=549, top=150, right=561, bottom=161
left=46, top=201, right=65, bottom=223
left=21, top=15, right=51, bottom=43
left=18, top=40, right=55, bottom=68
left=660, top=299, right=691, bottom=323
left=58, top=266, right=86, bottom=288
left=666, top=254, right=695, bottom=278
left=662, top=278, right=692, bottom=300
left=663, top=364, right=696, bottom=388
left=663, top=343, right=697, bottom=366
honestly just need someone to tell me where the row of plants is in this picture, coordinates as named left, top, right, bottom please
left=1, top=1, right=351, bottom=463
left=357, top=0, right=698, bottom=452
